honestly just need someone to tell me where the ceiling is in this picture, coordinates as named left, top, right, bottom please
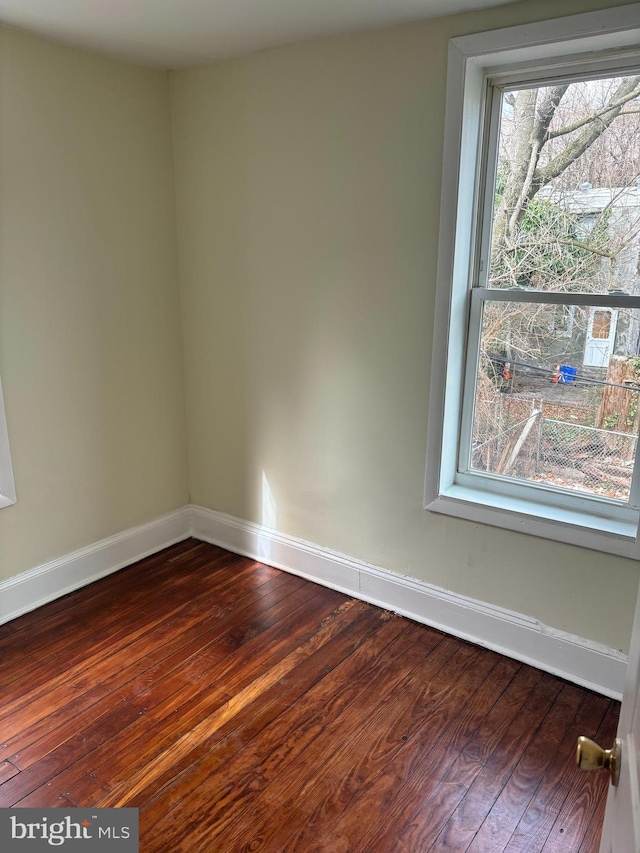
left=0, top=0, right=519, bottom=68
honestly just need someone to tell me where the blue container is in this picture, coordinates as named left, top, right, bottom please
left=559, top=365, right=577, bottom=383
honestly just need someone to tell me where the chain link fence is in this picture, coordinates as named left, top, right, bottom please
left=536, top=419, right=636, bottom=499
left=472, top=410, right=637, bottom=501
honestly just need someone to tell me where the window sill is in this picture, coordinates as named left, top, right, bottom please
left=427, top=483, right=639, bottom=559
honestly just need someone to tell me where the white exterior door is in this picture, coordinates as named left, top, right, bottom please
left=599, top=580, right=640, bottom=851
left=584, top=308, right=618, bottom=368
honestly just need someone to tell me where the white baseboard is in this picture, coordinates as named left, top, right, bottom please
left=0, top=507, right=191, bottom=626
left=0, top=503, right=626, bottom=699
left=191, top=505, right=626, bottom=700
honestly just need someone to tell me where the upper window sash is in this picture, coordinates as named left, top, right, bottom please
left=476, top=68, right=640, bottom=293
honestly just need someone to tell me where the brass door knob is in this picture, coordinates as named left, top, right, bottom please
left=576, top=736, right=621, bottom=787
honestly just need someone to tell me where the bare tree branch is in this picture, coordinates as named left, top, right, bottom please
left=535, top=76, right=640, bottom=189
left=554, top=238, right=615, bottom=259
left=506, top=86, right=568, bottom=239
left=509, top=236, right=615, bottom=259
left=547, top=88, right=640, bottom=139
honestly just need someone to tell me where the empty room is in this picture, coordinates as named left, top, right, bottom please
left=1, top=0, right=640, bottom=850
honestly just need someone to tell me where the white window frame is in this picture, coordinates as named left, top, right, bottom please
left=0, top=377, right=16, bottom=509
left=425, top=4, right=640, bottom=559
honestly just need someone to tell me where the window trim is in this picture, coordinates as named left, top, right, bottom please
left=425, top=4, right=640, bottom=559
left=0, top=376, right=16, bottom=510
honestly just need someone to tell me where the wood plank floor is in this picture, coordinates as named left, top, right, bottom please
left=0, top=539, right=618, bottom=852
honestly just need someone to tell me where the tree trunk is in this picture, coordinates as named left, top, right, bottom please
left=491, top=76, right=640, bottom=269
left=596, top=356, right=640, bottom=436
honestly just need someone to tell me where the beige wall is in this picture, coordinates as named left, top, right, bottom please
left=0, top=28, right=189, bottom=581
left=1, top=1, right=637, bottom=654
left=171, top=0, right=640, bottom=652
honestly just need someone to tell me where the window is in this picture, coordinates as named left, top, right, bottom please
left=0, top=377, right=16, bottom=509
left=426, top=5, right=640, bottom=558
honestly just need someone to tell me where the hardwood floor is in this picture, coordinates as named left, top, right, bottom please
left=0, top=539, right=618, bottom=852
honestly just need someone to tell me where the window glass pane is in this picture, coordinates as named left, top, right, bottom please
left=592, top=310, right=611, bottom=339
left=470, top=299, right=640, bottom=503
left=489, top=74, right=640, bottom=295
